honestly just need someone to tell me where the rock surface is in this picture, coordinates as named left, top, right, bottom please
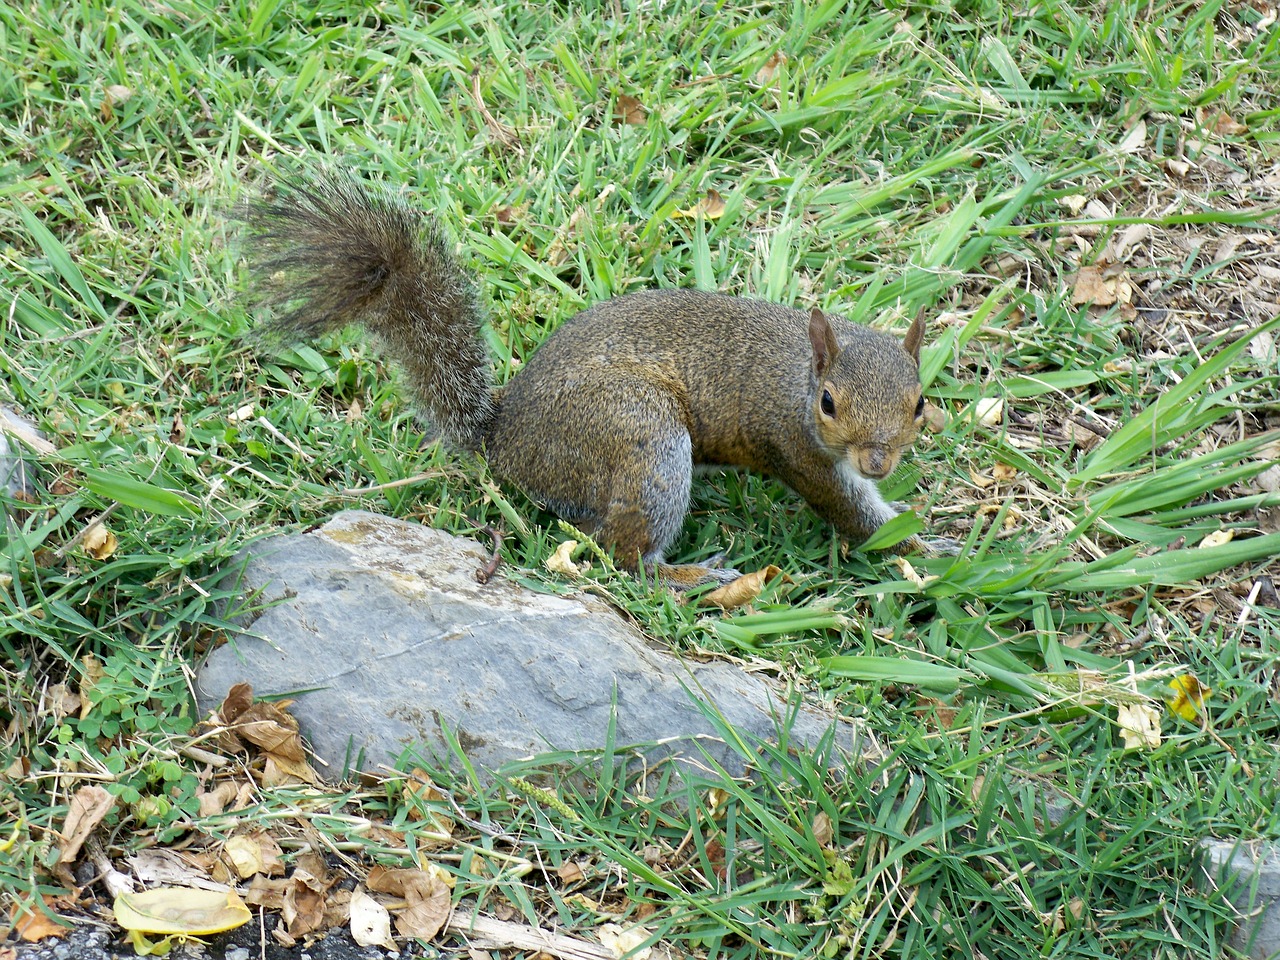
left=1201, top=839, right=1280, bottom=959
left=198, top=510, right=873, bottom=780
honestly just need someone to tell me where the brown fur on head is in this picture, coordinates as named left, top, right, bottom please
left=808, top=307, right=925, bottom=480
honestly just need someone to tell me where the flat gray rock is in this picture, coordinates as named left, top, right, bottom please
left=198, top=510, right=875, bottom=780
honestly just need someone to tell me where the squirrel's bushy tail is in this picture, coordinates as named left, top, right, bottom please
left=243, top=171, right=495, bottom=451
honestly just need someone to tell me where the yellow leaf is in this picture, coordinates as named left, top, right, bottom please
left=701, top=565, right=783, bottom=609
left=113, top=888, right=251, bottom=936
left=1167, top=674, right=1212, bottom=723
left=673, top=189, right=726, bottom=220
left=1198, top=529, right=1233, bottom=549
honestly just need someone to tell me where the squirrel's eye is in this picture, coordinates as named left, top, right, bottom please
left=820, top=389, right=836, bottom=417
left=914, top=395, right=925, bottom=418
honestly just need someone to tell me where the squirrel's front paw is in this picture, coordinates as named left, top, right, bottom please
left=920, top=535, right=962, bottom=557
left=892, top=534, right=961, bottom=557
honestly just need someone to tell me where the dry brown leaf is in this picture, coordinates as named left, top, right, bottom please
left=969, top=469, right=998, bottom=490
left=1058, top=194, right=1088, bottom=215
left=218, top=683, right=255, bottom=723
left=223, top=831, right=284, bottom=879
left=700, top=564, right=784, bottom=609
left=45, top=683, right=80, bottom=721
left=613, top=94, right=646, bottom=125
left=1107, top=223, right=1151, bottom=262
left=812, top=811, right=834, bottom=848
left=673, top=189, right=726, bottom=220
left=992, top=462, right=1018, bottom=482
left=599, top=923, right=652, bottom=960
left=755, top=51, right=787, bottom=85
left=1070, top=265, right=1119, bottom=306
left=1116, top=119, right=1146, bottom=153
left=11, top=898, right=68, bottom=942
left=82, top=524, right=117, bottom=560
left=79, top=654, right=105, bottom=719
left=282, top=869, right=330, bottom=938
left=57, top=785, right=114, bottom=865
left=557, top=860, right=587, bottom=883
left=245, top=876, right=291, bottom=911
left=1201, top=108, right=1248, bottom=136
left=197, top=780, right=242, bottom=817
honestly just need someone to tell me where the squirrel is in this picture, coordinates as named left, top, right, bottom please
left=243, top=171, right=948, bottom=588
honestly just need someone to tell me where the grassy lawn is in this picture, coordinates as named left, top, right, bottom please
left=2, top=0, right=1279, bottom=956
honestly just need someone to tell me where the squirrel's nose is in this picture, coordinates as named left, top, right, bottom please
left=854, top=446, right=895, bottom=479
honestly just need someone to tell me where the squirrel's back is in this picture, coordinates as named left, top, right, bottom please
left=500, top=288, right=919, bottom=470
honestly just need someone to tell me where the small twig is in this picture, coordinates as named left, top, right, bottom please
left=474, top=525, right=504, bottom=584
left=338, top=470, right=443, bottom=496
left=468, top=69, right=521, bottom=151
left=255, top=416, right=313, bottom=462
left=447, top=906, right=615, bottom=960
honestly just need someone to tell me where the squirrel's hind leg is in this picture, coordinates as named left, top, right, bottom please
left=491, top=374, right=738, bottom=590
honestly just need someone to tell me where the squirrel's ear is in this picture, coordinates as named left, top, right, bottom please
left=808, top=307, right=839, bottom=378
left=903, top=307, right=926, bottom=364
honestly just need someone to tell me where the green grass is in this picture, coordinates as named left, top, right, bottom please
left=2, top=0, right=1279, bottom=956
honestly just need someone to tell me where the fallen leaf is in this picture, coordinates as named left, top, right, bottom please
left=11, top=898, right=68, bottom=942
left=599, top=923, right=652, bottom=960
left=365, top=865, right=452, bottom=940
left=755, top=51, right=787, bottom=85
left=282, top=869, right=329, bottom=938
left=227, top=403, right=255, bottom=424
left=992, top=462, right=1017, bottom=482
left=112, top=888, right=251, bottom=936
left=1198, top=529, right=1234, bottom=549
left=1117, top=701, right=1161, bottom=750
left=1108, top=223, right=1152, bottom=262
left=1070, top=265, right=1118, bottom=306
left=1201, top=108, right=1248, bottom=136
left=613, top=94, right=646, bottom=125
left=673, top=189, right=726, bottom=220
left=82, top=524, right=118, bottom=560
left=57, top=785, right=114, bottom=865
left=1058, top=194, right=1088, bottom=215
left=701, top=565, right=784, bottom=609
left=812, top=811, right=834, bottom=848
left=1167, top=674, right=1211, bottom=723
left=556, top=861, right=587, bottom=883
left=348, top=888, right=397, bottom=951
left=893, top=557, right=938, bottom=590
left=245, top=876, right=291, bottom=911
left=545, top=539, right=583, bottom=577
left=1116, top=119, right=1147, bottom=153
left=973, top=397, right=1004, bottom=427
left=196, top=780, right=242, bottom=817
